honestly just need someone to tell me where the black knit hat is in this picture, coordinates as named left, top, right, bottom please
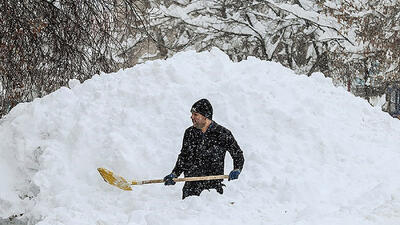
left=191, top=99, right=213, bottom=120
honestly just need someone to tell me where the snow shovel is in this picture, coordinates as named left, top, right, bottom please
left=97, top=168, right=229, bottom=191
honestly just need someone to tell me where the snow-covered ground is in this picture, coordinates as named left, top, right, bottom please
left=1, top=48, right=400, bottom=225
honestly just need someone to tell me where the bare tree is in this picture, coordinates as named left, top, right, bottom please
left=0, top=0, right=150, bottom=118
left=148, top=0, right=349, bottom=77
left=320, top=0, right=400, bottom=98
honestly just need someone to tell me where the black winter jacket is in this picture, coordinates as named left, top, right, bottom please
left=172, top=121, right=244, bottom=199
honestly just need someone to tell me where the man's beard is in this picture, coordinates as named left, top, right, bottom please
left=192, top=119, right=205, bottom=129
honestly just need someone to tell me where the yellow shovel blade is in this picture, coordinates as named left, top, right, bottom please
left=97, top=168, right=132, bottom=191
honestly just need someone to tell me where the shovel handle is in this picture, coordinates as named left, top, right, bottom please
left=133, top=175, right=229, bottom=185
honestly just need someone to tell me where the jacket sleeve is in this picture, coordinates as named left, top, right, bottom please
left=171, top=129, right=190, bottom=177
left=226, top=131, right=245, bottom=171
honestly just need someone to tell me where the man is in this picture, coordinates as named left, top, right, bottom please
left=164, top=99, right=245, bottom=199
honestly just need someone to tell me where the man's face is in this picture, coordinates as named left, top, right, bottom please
left=191, top=112, right=207, bottom=129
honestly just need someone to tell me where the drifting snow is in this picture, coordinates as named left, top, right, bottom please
left=1, top=48, right=400, bottom=225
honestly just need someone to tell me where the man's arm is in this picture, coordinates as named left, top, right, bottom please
left=226, top=131, right=244, bottom=171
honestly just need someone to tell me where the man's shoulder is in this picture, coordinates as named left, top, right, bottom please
left=211, top=121, right=231, bottom=135
left=184, top=126, right=198, bottom=135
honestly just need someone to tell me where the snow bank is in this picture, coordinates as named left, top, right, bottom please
left=1, top=48, right=400, bottom=225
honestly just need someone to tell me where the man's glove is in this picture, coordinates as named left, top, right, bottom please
left=228, top=169, right=241, bottom=181
left=163, top=173, right=177, bottom=185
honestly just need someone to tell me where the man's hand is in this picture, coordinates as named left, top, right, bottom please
left=228, top=169, right=241, bottom=181
left=163, top=173, right=177, bottom=185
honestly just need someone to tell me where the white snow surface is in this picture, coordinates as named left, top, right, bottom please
left=1, top=48, right=400, bottom=225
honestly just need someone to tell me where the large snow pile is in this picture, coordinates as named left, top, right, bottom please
left=1, top=48, right=400, bottom=225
